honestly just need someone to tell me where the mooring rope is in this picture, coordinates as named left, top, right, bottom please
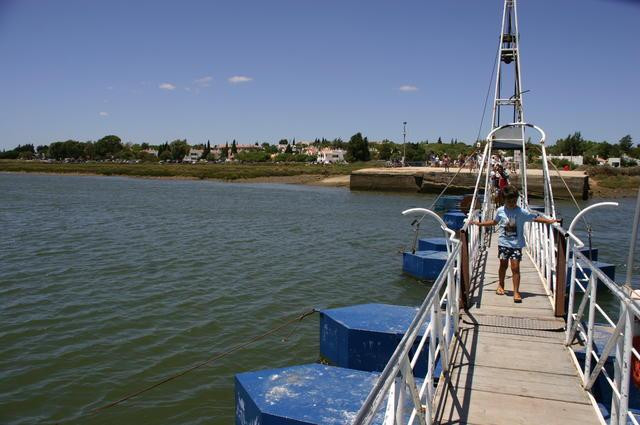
left=427, top=146, right=481, bottom=214
left=532, top=144, right=597, bottom=260
left=404, top=148, right=481, bottom=253
left=532, top=145, right=589, bottom=227
left=58, top=308, right=318, bottom=423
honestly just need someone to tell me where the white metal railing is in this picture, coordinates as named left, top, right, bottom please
left=353, top=147, right=491, bottom=424
left=353, top=218, right=464, bottom=425
left=559, top=201, right=640, bottom=425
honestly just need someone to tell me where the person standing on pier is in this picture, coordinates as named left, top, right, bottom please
left=470, top=186, right=560, bottom=303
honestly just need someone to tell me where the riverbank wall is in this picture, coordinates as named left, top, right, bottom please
left=350, top=167, right=589, bottom=199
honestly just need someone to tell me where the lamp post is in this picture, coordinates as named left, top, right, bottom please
left=402, top=121, right=407, bottom=166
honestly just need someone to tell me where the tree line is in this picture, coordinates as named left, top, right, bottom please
left=0, top=132, right=636, bottom=164
left=547, top=133, right=638, bottom=164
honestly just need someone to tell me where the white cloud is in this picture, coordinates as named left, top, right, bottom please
left=228, top=75, right=253, bottom=84
left=159, top=82, right=176, bottom=90
left=399, top=85, right=419, bottom=92
left=194, top=76, right=213, bottom=87
left=99, top=111, right=108, bottom=116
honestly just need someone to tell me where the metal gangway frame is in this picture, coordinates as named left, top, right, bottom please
left=353, top=116, right=640, bottom=424
left=352, top=139, right=493, bottom=425
left=351, top=0, right=640, bottom=420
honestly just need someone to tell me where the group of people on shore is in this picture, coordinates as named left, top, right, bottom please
left=426, top=152, right=485, bottom=172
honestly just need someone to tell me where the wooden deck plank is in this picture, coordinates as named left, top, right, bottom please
left=447, top=364, right=592, bottom=405
left=433, top=232, right=600, bottom=424
left=434, top=386, right=600, bottom=425
left=450, top=328, right=578, bottom=376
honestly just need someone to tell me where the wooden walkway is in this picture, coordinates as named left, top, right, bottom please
left=433, top=232, right=600, bottom=425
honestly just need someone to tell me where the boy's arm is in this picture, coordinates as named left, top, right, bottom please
left=533, top=216, right=561, bottom=225
left=470, top=219, right=498, bottom=227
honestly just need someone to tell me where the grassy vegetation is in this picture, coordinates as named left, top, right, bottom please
left=585, top=166, right=640, bottom=190
left=0, top=160, right=382, bottom=180
left=593, top=175, right=640, bottom=189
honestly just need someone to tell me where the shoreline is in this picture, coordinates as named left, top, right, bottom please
left=1, top=170, right=351, bottom=188
left=2, top=169, right=637, bottom=197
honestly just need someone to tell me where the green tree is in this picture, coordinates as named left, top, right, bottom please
left=47, top=140, right=85, bottom=160
left=36, top=145, right=49, bottom=158
left=231, top=139, right=238, bottom=154
left=201, top=140, right=211, bottom=159
left=346, top=132, right=370, bottom=162
left=169, top=139, right=189, bottom=161
left=95, top=135, right=123, bottom=159
left=377, top=140, right=395, bottom=160
left=285, top=144, right=293, bottom=154
left=261, top=143, right=278, bottom=154
left=553, top=132, right=585, bottom=156
left=136, top=151, right=158, bottom=162
left=236, top=150, right=270, bottom=162
left=619, top=135, right=633, bottom=154
left=221, top=142, right=229, bottom=159
left=159, top=150, right=172, bottom=161
left=84, top=142, right=96, bottom=159
left=15, top=144, right=35, bottom=153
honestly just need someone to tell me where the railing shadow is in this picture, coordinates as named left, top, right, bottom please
left=432, top=241, right=489, bottom=423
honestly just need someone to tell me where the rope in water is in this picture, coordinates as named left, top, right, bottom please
left=59, top=308, right=318, bottom=423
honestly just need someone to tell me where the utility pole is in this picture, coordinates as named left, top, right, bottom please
left=402, top=121, right=407, bottom=166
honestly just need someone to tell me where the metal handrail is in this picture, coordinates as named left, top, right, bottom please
left=353, top=237, right=463, bottom=425
left=565, top=247, right=640, bottom=425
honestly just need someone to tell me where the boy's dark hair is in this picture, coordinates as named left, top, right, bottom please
left=503, top=186, right=519, bottom=200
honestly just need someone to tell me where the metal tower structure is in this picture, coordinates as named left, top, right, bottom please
left=491, top=0, right=525, bottom=132
left=488, top=0, right=529, bottom=200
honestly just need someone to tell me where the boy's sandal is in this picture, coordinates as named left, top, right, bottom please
left=496, top=286, right=505, bottom=296
left=513, top=293, right=522, bottom=303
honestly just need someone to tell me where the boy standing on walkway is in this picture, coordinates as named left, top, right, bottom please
left=470, top=186, right=560, bottom=303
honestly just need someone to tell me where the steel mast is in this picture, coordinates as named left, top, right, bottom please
left=489, top=0, right=529, bottom=202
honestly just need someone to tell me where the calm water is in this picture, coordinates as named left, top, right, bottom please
left=1, top=173, right=638, bottom=425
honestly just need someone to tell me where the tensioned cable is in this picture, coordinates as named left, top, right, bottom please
left=476, top=48, right=499, bottom=144
left=532, top=144, right=588, bottom=227
left=58, top=308, right=318, bottom=423
left=405, top=49, right=497, bottom=250
left=426, top=147, right=480, bottom=214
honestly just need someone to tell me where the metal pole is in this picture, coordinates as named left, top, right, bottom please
left=403, top=121, right=407, bottom=167
left=625, top=187, right=640, bottom=286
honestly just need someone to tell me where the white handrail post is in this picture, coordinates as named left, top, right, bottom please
left=611, top=299, right=624, bottom=424
left=454, top=250, right=461, bottom=334
left=396, top=374, right=406, bottom=425
left=618, top=305, right=633, bottom=425
left=446, top=263, right=455, bottom=342
left=565, top=242, right=578, bottom=345
left=384, top=379, right=399, bottom=425
left=435, top=304, right=449, bottom=375
left=584, top=273, right=597, bottom=385
left=427, top=304, right=437, bottom=404
left=551, top=224, right=556, bottom=290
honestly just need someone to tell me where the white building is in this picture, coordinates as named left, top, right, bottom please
left=547, top=154, right=583, bottom=166
left=317, top=148, right=346, bottom=164
left=183, top=149, right=204, bottom=163
left=607, top=157, right=621, bottom=167
left=142, top=148, right=158, bottom=156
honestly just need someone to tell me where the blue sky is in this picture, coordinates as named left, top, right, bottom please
left=0, top=0, right=638, bottom=150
